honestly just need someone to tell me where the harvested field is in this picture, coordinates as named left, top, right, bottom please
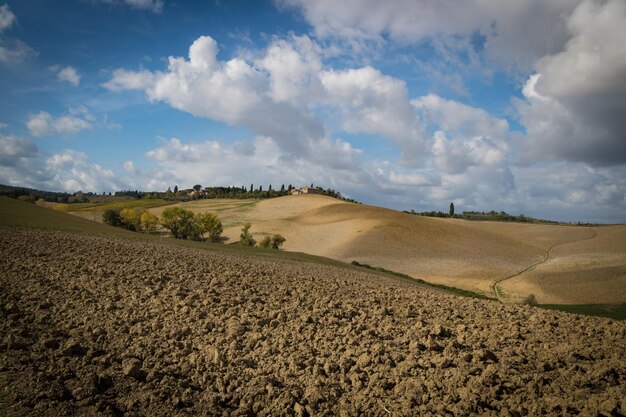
left=165, top=195, right=625, bottom=304
left=500, top=225, right=626, bottom=304
left=1, top=228, right=625, bottom=416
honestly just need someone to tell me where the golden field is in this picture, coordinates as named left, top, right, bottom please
left=151, top=195, right=626, bottom=304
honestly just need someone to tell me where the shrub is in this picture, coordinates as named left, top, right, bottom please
left=259, top=234, right=286, bottom=249
left=270, top=234, right=286, bottom=249
left=522, top=294, right=538, bottom=306
left=239, top=222, right=256, bottom=246
left=258, top=236, right=271, bottom=248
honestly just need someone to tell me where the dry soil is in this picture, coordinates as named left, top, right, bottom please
left=1, top=228, right=625, bottom=416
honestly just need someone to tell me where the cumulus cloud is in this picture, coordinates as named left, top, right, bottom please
left=320, top=66, right=426, bottom=164
left=90, top=0, right=163, bottom=13
left=279, top=0, right=626, bottom=169
left=0, top=132, right=125, bottom=193
left=256, top=34, right=324, bottom=103
left=27, top=111, right=93, bottom=137
left=105, top=35, right=326, bottom=156
left=412, top=94, right=510, bottom=174
left=516, top=0, right=626, bottom=165
left=57, top=66, right=80, bottom=86
left=45, top=150, right=122, bottom=192
left=0, top=134, right=38, bottom=166
left=26, top=106, right=117, bottom=137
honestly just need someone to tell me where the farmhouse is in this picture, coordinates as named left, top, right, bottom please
left=291, top=186, right=321, bottom=195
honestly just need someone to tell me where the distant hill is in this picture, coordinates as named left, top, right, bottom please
left=0, top=184, right=72, bottom=202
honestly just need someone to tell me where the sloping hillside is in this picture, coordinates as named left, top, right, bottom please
left=191, top=194, right=626, bottom=303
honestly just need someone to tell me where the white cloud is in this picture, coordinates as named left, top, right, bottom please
left=0, top=38, right=36, bottom=64
left=320, top=66, right=426, bottom=164
left=431, top=131, right=508, bottom=175
left=123, top=160, right=139, bottom=174
left=57, top=66, right=80, bottom=86
left=0, top=5, right=37, bottom=64
left=27, top=111, right=93, bottom=137
left=411, top=94, right=510, bottom=175
left=45, top=150, right=121, bottom=192
left=26, top=112, right=53, bottom=137
left=25, top=106, right=117, bottom=137
left=0, top=134, right=38, bottom=166
left=142, top=135, right=366, bottom=193
left=91, top=0, right=163, bottom=13
left=276, top=0, right=575, bottom=73
left=0, top=4, right=16, bottom=32
left=102, top=32, right=626, bottom=222
left=412, top=94, right=508, bottom=138
left=511, top=163, right=626, bottom=222
left=105, top=35, right=326, bottom=157
left=256, top=34, right=324, bottom=103
left=103, top=68, right=156, bottom=91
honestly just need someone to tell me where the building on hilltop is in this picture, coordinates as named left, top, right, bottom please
left=290, top=186, right=321, bottom=195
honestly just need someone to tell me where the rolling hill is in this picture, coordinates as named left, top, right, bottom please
left=153, top=194, right=626, bottom=304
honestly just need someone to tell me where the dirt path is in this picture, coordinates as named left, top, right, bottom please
left=492, top=229, right=599, bottom=301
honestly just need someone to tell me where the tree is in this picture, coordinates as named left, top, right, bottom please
left=250, top=184, right=253, bottom=193
left=160, top=207, right=196, bottom=239
left=174, top=185, right=178, bottom=193
left=119, top=207, right=145, bottom=231
left=449, top=202, right=455, bottom=217
left=103, top=208, right=122, bottom=227
left=140, top=212, right=159, bottom=234
left=239, top=222, right=256, bottom=246
left=193, top=184, right=202, bottom=192
left=194, top=212, right=223, bottom=242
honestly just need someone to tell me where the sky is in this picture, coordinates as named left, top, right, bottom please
left=0, top=0, right=625, bottom=223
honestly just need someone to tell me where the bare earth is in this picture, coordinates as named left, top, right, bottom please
left=1, top=228, right=625, bottom=416
left=165, top=195, right=626, bottom=304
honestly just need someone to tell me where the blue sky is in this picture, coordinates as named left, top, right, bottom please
left=1, top=0, right=625, bottom=222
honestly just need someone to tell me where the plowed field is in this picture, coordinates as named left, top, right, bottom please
left=1, top=228, right=625, bottom=416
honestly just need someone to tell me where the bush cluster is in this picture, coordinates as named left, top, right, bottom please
left=238, top=223, right=285, bottom=250
left=103, top=207, right=223, bottom=242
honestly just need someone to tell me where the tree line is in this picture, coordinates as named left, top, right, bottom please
left=405, top=203, right=563, bottom=224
